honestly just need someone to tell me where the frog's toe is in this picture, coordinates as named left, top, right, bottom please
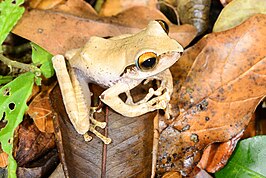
left=89, top=126, right=112, bottom=144
left=83, top=133, right=93, bottom=142
left=90, top=117, right=106, bottom=129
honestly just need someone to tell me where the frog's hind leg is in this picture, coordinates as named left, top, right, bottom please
left=52, top=55, right=111, bottom=144
left=52, top=55, right=90, bottom=134
left=70, top=67, right=111, bottom=144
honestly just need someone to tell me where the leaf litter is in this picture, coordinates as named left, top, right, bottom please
left=157, top=14, right=266, bottom=176
left=2, top=0, right=266, bottom=177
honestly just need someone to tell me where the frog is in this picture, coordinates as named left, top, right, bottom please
left=52, top=20, right=183, bottom=144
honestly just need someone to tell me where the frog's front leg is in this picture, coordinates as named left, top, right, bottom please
left=100, top=69, right=173, bottom=117
left=127, top=70, right=173, bottom=105
left=52, top=55, right=111, bottom=144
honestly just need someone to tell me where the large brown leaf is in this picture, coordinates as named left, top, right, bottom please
left=50, top=84, right=155, bottom=177
left=12, top=6, right=196, bottom=55
left=157, top=14, right=266, bottom=176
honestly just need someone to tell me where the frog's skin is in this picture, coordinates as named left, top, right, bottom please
left=52, top=20, right=183, bottom=144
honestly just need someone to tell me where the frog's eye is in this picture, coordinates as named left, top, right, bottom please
left=137, top=52, right=158, bottom=71
left=155, top=19, right=169, bottom=34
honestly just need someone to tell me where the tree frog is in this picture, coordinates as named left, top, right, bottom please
left=52, top=20, right=183, bottom=144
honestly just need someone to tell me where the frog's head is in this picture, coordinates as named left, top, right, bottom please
left=125, top=20, right=183, bottom=79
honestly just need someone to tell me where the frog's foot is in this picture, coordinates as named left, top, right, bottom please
left=126, top=71, right=172, bottom=106
left=80, top=114, right=110, bottom=143
left=100, top=69, right=173, bottom=117
left=83, top=133, right=93, bottom=142
left=146, top=90, right=171, bottom=110
left=88, top=120, right=112, bottom=144
left=81, top=114, right=111, bottom=144
left=90, top=106, right=102, bottom=114
left=90, top=117, right=106, bottom=129
left=87, top=109, right=111, bottom=144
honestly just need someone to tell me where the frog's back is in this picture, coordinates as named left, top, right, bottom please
left=68, top=20, right=183, bottom=87
left=68, top=36, right=130, bottom=87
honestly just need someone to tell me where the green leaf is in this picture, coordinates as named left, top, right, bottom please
left=0, top=72, right=34, bottom=178
left=0, top=75, right=13, bottom=85
left=0, top=0, right=25, bottom=45
left=213, top=0, right=266, bottom=32
left=215, top=136, right=266, bottom=178
left=31, top=43, right=54, bottom=78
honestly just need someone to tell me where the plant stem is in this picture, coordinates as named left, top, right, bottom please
left=0, top=54, right=41, bottom=76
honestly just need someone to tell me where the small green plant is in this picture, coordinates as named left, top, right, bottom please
left=0, top=1, right=54, bottom=177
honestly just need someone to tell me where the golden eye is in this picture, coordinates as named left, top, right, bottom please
left=137, top=52, right=158, bottom=71
left=155, top=19, right=169, bottom=34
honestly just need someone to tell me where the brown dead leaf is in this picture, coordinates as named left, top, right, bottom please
left=198, top=131, right=242, bottom=173
left=0, top=151, right=8, bottom=167
left=99, top=0, right=157, bottom=16
left=17, top=149, right=59, bottom=178
left=29, top=0, right=98, bottom=19
left=14, top=119, right=56, bottom=166
left=161, top=171, right=182, bottom=178
left=12, top=9, right=140, bottom=55
left=242, top=113, right=256, bottom=138
left=26, top=84, right=40, bottom=102
left=198, top=112, right=256, bottom=172
left=12, top=6, right=196, bottom=55
left=27, top=83, right=56, bottom=133
left=48, top=0, right=98, bottom=18
left=106, top=6, right=197, bottom=47
left=29, top=0, right=65, bottom=9
left=157, top=14, right=266, bottom=175
left=50, top=84, right=155, bottom=177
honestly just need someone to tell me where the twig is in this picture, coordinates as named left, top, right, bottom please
left=0, top=53, right=41, bottom=76
left=151, top=113, right=159, bottom=178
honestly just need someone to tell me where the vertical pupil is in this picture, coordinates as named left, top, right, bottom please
left=141, top=57, right=156, bottom=69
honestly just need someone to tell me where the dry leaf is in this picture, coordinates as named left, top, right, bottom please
left=213, top=0, right=266, bottom=32
left=157, top=14, right=266, bottom=175
left=161, top=171, right=182, bottom=178
left=198, top=131, right=242, bottom=173
left=99, top=0, right=157, bottom=16
left=49, top=0, right=98, bottom=18
left=14, top=119, right=56, bottom=166
left=0, top=151, right=8, bottom=168
left=29, top=0, right=65, bottom=9
left=26, top=84, right=40, bottom=102
left=50, top=85, right=155, bottom=177
left=12, top=9, right=141, bottom=55
left=17, top=149, right=59, bottom=178
left=27, top=83, right=56, bottom=133
left=12, top=7, right=196, bottom=55
left=28, top=0, right=98, bottom=18
left=198, top=113, right=257, bottom=173
left=107, top=6, right=197, bottom=47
